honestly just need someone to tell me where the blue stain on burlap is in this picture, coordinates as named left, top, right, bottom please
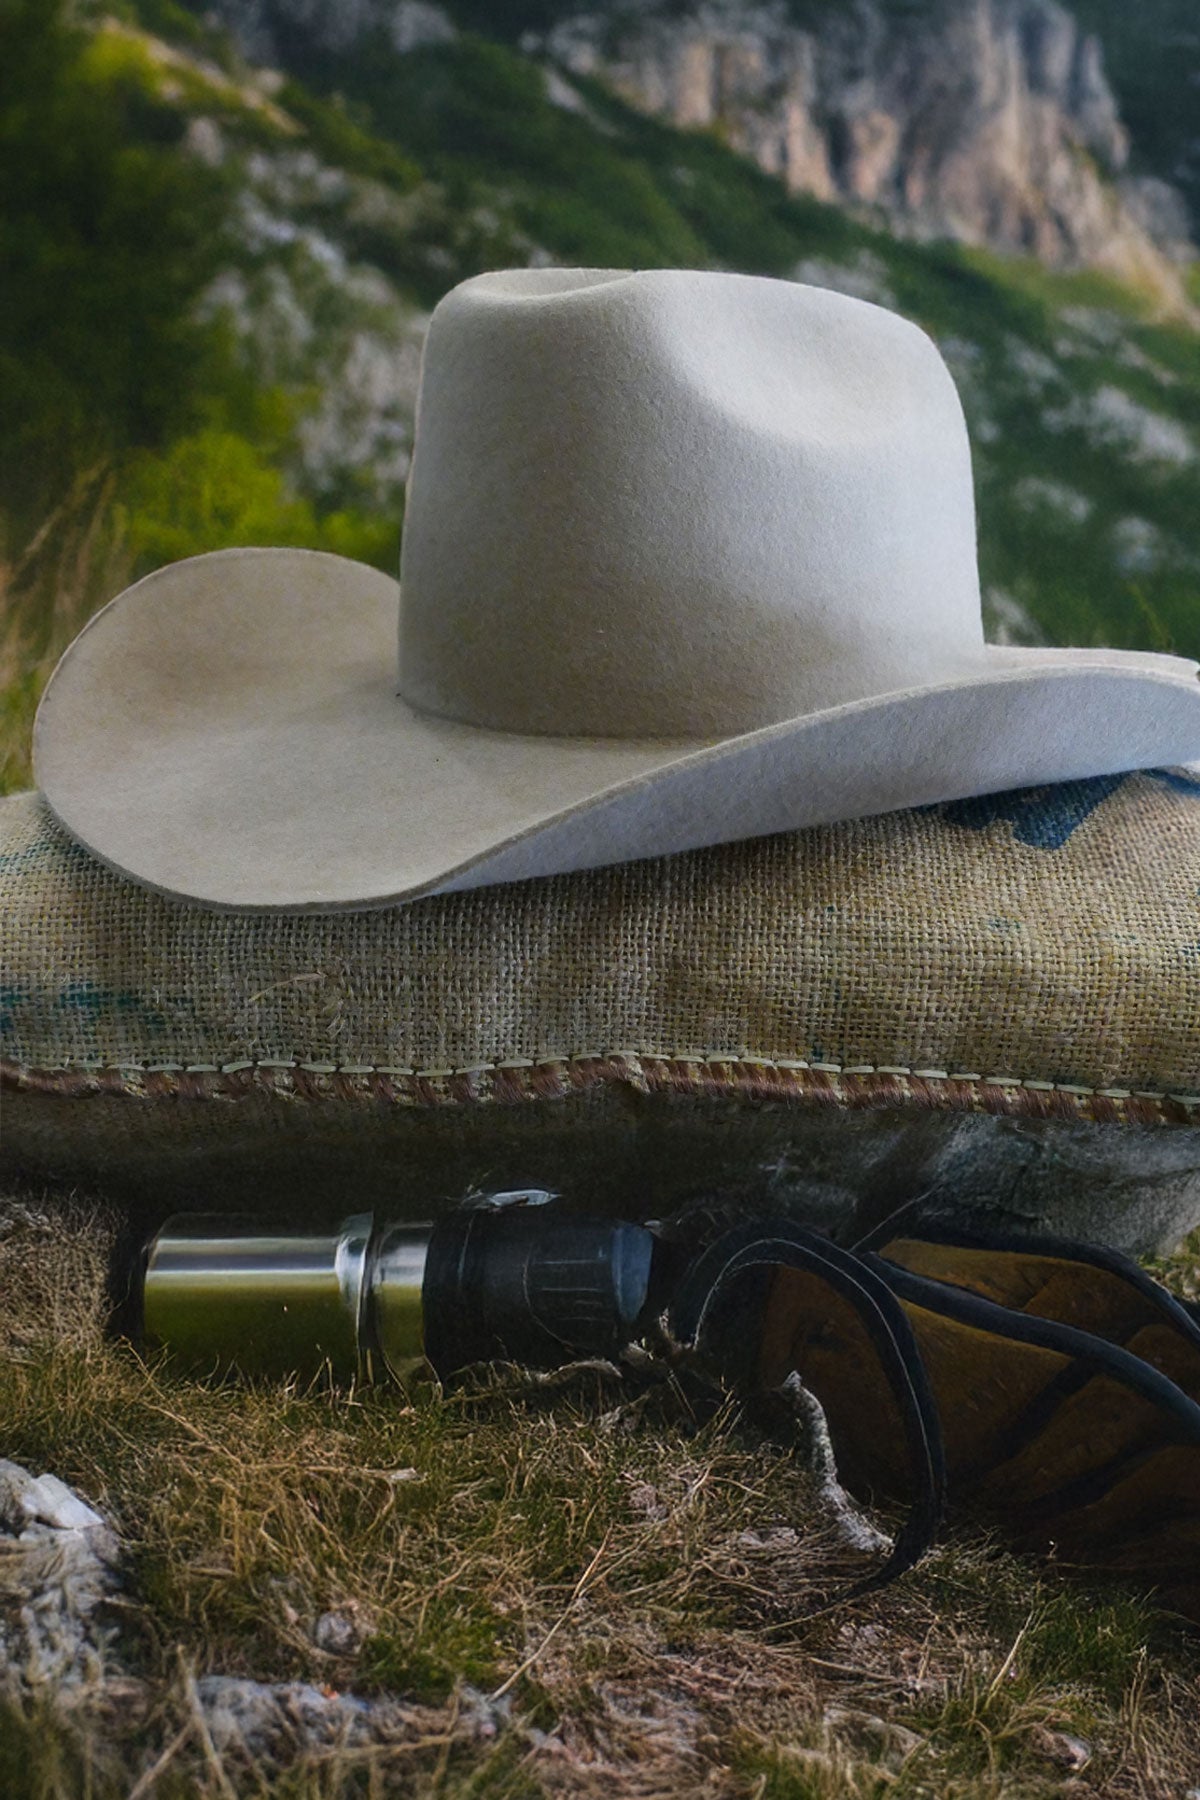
left=1148, top=768, right=1200, bottom=800
left=0, top=831, right=89, bottom=875
left=924, top=769, right=1199, bottom=851
left=0, top=986, right=29, bottom=1034
left=53, top=981, right=170, bottom=1036
left=921, top=773, right=1126, bottom=849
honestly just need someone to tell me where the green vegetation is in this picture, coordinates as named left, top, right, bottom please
left=0, top=0, right=398, bottom=791
left=1070, top=0, right=1200, bottom=235
left=1, top=1197, right=1199, bottom=1797
left=118, top=429, right=397, bottom=568
left=1, top=0, right=1197, bottom=795
left=0, top=0, right=227, bottom=541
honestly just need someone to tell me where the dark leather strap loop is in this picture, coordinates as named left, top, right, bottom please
left=670, top=1219, right=947, bottom=1590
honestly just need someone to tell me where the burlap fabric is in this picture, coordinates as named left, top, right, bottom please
left=3, top=773, right=1199, bottom=1250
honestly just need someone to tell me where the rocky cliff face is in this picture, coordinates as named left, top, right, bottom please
left=196, top=0, right=1194, bottom=309
left=528, top=0, right=1192, bottom=302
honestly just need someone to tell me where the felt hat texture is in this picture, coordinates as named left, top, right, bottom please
left=32, top=267, right=1200, bottom=911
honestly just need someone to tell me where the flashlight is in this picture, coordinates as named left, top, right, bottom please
left=141, top=1194, right=662, bottom=1384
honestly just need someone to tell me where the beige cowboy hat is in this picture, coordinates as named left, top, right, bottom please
left=33, top=267, right=1200, bottom=911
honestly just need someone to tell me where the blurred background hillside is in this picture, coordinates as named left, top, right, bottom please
left=2, top=0, right=1198, bottom=792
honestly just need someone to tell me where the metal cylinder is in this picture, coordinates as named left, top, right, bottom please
left=142, top=1203, right=659, bottom=1385
left=143, top=1213, right=388, bottom=1382
left=367, top=1222, right=432, bottom=1381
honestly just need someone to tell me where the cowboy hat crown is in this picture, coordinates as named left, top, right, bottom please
left=399, top=268, right=983, bottom=735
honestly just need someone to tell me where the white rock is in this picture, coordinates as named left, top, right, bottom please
left=22, top=1473, right=105, bottom=1533
left=983, top=588, right=1047, bottom=647
left=793, top=250, right=895, bottom=309
left=1011, top=477, right=1092, bottom=525
left=0, top=1460, right=104, bottom=1534
left=389, top=2, right=456, bottom=55
left=1112, top=515, right=1166, bottom=574
left=1046, top=383, right=1194, bottom=465
left=0, top=1461, right=119, bottom=1693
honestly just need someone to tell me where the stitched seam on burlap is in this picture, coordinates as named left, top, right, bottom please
left=2, top=1052, right=1196, bottom=1111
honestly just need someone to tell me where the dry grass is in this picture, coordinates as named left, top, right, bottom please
left=1144, top=1231, right=1200, bottom=1309
left=0, top=473, right=131, bottom=795
left=2, top=1190, right=1199, bottom=1799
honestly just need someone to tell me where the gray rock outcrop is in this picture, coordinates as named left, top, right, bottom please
left=530, top=0, right=1193, bottom=304
left=197, top=0, right=1194, bottom=308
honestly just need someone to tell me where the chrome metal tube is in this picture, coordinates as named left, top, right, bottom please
left=367, top=1222, right=432, bottom=1381
left=143, top=1213, right=413, bottom=1382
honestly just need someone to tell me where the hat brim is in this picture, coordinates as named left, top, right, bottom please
left=33, top=548, right=1200, bottom=911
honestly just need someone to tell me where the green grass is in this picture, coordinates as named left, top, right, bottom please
left=1, top=1197, right=1199, bottom=1797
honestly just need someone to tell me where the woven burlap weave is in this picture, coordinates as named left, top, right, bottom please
left=3, top=774, right=1199, bottom=1248
left=4, top=772, right=1199, bottom=1096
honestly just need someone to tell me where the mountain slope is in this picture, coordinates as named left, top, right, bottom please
left=198, top=0, right=1199, bottom=309
left=169, top=0, right=1200, bottom=660
left=1, top=0, right=1197, bottom=788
